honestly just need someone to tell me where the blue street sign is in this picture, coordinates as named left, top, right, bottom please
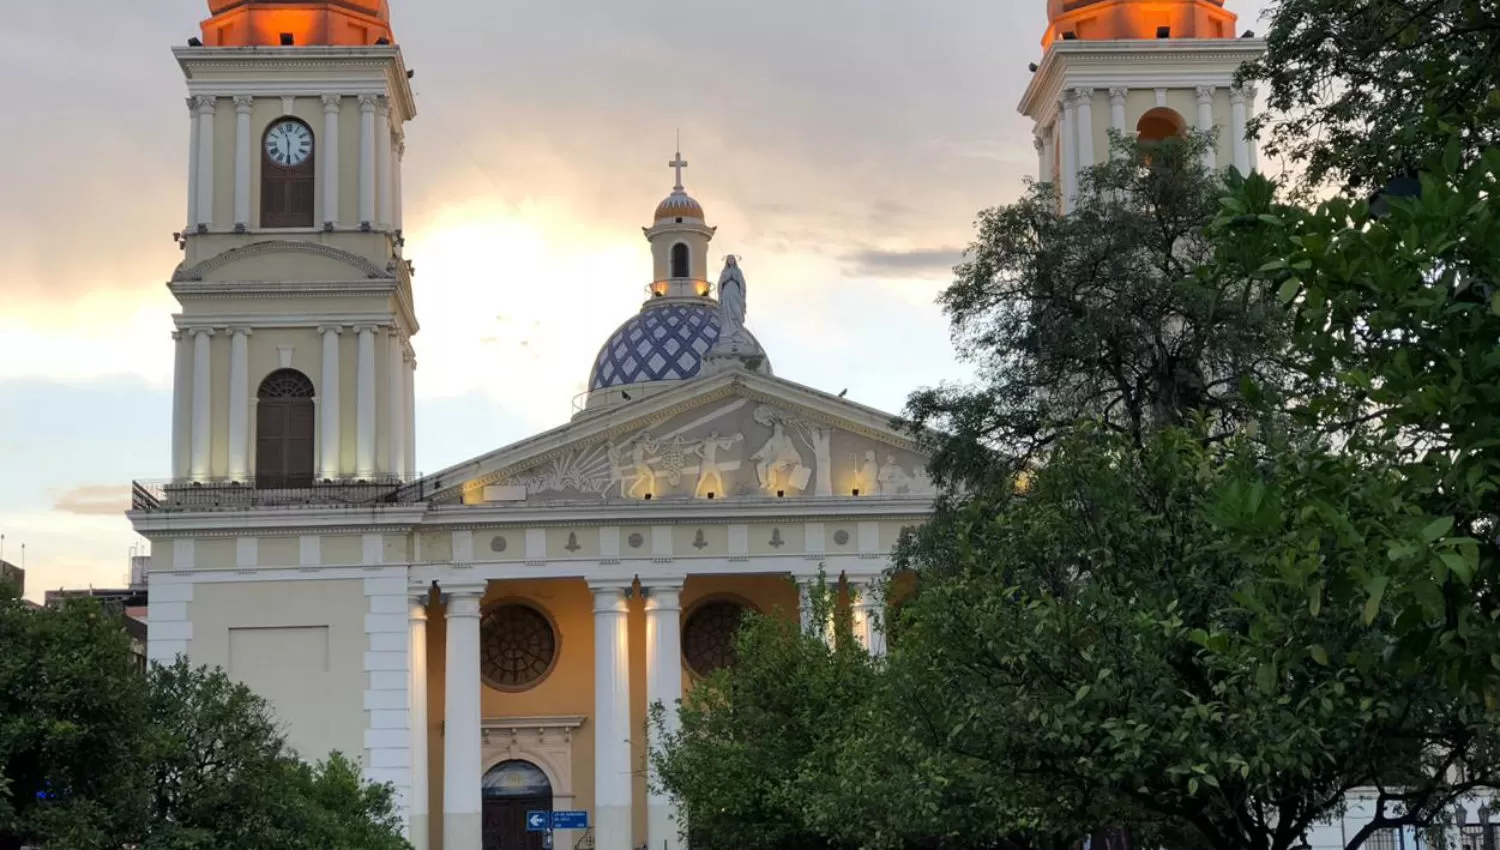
left=526, top=811, right=550, bottom=832
left=552, top=810, right=589, bottom=830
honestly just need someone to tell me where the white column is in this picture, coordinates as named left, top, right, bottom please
left=359, top=95, right=379, bottom=227
left=377, top=100, right=394, bottom=229
left=1059, top=95, right=1079, bottom=212
left=1109, top=87, right=1128, bottom=144
left=1033, top=133, right=1047, bottom=184
left=645, top=583, right=685, bottom=850
left=319, top=325, right=343, bottom=480
left=409, top=588, right=431, bottom=850
left=592, top=584, right=633, bottom=850
left=233, top=96, right=253, bottom=231
left=1040, top=121, right=1057, bottom=186
left=171, top=332, right=189, bottom=480
left=1196, top=86, right=1218, bottom=170
left=1230, top=86, right=1253, bottom=175
left=189, top=328, right=214, bottom=480
left=356, top=326, right=377, bottom=478
left=798, top=577, right=834, bottom=646
left=851, top=582, right=887, bottom=658
left=185, top=99, right=201, bottom=228
left=404, top=352, right=417, bottom=477
left=387, top=330, right=406, bottom=477
left=194, top=96, right=216, bottom=231
left=394, top=136, right=406, bottom=234
left=321, top=95, right=342, bottom=228
left=1074, top=88, right=1096, bottom=172
left=227, top=327, right=250, bottom=481
left=442, top=582, right=485, bottom=850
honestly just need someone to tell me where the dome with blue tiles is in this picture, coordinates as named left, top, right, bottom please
left=588, top=302, right=768, bottom=390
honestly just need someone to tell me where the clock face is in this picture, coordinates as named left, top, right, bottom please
left=264, top=120, right=313, bottom=167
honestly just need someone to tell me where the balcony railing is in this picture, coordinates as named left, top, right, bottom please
left=130, top=476, right=433, bottom=514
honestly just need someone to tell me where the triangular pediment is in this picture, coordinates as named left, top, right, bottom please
left=418, top=369, right=934, bottom=507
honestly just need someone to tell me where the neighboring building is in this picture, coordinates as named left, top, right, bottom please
left=1, top=559, right=23, bottom=595
left=45, top=556, right=150, bottom=671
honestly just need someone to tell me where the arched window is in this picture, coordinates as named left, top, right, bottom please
left=1136, top=107, right=1187, bottom=144
left=261, top=118, right=316, bottom=228
left=670, top=242, right=690, bottom=278
left=256, top=369, right=315, bottom=488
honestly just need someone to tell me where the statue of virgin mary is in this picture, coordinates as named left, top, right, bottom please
left=717, top=255, right=748, bottom=344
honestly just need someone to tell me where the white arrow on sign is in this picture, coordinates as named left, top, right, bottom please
left=528, top=813, right=548, bottom=829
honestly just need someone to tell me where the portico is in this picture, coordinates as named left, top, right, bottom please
left=411, top=557, right=893, bottom=850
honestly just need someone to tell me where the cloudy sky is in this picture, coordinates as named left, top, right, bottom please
left=0, top=0, right=1270, bottom=599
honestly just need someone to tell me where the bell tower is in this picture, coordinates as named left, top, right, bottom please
left=1019, top=0, right=1266, bottom=211
left=166, top=0, right=419, bottom=486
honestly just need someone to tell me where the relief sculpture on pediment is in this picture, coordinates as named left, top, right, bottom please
left=483, top=398, right=935, bottom=504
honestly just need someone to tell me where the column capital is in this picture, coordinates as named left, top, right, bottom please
left=233, top=95, right=254, bottom=112
left=1195, top=85, right=1216, bottom=103
left=1230, top=84, right=1257, bottom=104
left=189, top=326, right=215, bottom=338
left=440, top=578, right=488, bottom=599
left=228, top=326, right=253, bottom=337
left=1071, top=87, right=1096, bottom=101
left=317, top=323, right=345, bottom=335
left=171, top=330, right=185, bottom=342
left=590, top=582, right=632, bottom=612
left=641, top=583, right=684, bottom=611
left=354, top=324, right=379, bottom=335
left=1109, top=87, right=1128, bottom=104
left=1033, top=133, right=1045, bottom=152
left=322, top=93, right=343, bottom=112
left=191, top=95, right=217, bottom=115
left=358, top=93, right=383, bottom=111
left=1060, top=93, right=1077, bottom=113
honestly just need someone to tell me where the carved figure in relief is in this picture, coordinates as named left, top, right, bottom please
left=691, top=431, right=743, bottom=498
left=627, top=432, right=659, bottom=499
left=751, top=421, right=807, bottom=493
left=858, top=450, right=880, bottom=494
left=878, top=454, right=913, bottom=495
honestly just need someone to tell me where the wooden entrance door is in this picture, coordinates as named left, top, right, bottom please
left=482, top=794, right=550, bottom=850
left=481, top=760, right=553, bottom=850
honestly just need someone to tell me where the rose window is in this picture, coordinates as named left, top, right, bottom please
left=480, top=603, right=558, bottom=691
left=682, top=600, right=749, bottom=677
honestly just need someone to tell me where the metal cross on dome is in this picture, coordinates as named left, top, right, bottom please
left=669, top=141, right=688, bottom=191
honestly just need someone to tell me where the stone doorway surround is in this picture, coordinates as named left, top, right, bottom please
left=481, top=716, right=587, bottom=849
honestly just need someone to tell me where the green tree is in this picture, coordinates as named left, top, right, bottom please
left=903, top=134, right=1288, bottom=489
left=1223, top=143, right=1500, bottom=701
left=1242, top=0, right=1500, bottom=194
left=0, top=588, right=410, bottom=850
left=891, top=425, right=1500, bottom=850
left=0, top=591, right=151, bottom=850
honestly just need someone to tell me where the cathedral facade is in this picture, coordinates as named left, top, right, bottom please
left=126, top=4, right=1266, bottom=850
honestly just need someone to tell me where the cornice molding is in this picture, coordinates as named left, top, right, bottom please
left=173, top=240, right=392, bottom=282
left=1019, top=38, right=1267, bottom=121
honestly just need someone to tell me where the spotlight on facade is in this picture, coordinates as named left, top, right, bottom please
left=279, top=32, right=295, bottom=45
left=1156, top=26, right=1171, bottom=38
left=187, top=37, right=202, bottom=46
left=1061, top=31, right=1077, bottom=40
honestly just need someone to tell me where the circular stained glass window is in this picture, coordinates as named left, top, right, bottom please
left=480, top=603, right=558, bottom=691
left=682, top=599, right=750, bottom=677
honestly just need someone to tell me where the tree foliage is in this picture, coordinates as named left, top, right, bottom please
left=904, top=134, right=1288, bottom=489
left=1243, top=0, right=1500, bottom=193
left=0, top=589, right=409, bottom=850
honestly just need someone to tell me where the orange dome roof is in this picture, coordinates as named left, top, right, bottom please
left=1044, top=0, right=1238, bottom=46
left=655, top=190, right=705, bottom=221
left=200, top=0, right=395, bottom=47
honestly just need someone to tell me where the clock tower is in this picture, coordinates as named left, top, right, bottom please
left=1019, top=0, right=1266, bottom=212
left=167, top=0, right=419, bottom=486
